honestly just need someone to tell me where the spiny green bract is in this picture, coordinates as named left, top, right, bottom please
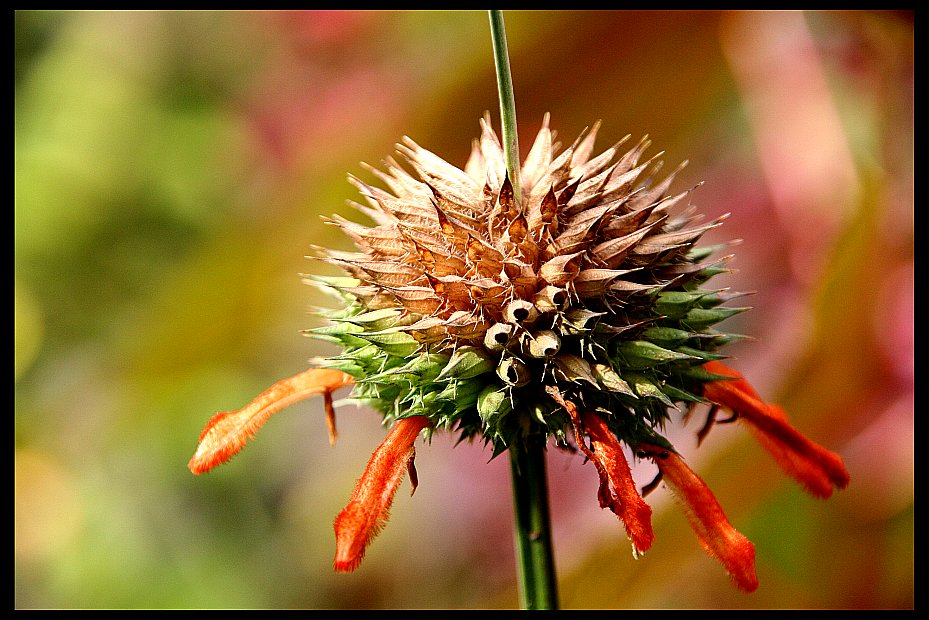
left=307, top=252, right=746, bottom=457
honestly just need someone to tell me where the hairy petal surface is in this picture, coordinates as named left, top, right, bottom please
left=583, top=411, right=655, bottom=555
left=333, top=416, right=431, bottom=573
left=702, top=361, right=850, bottom=498
left=641, top=444, right=758, bottom=593
left=188, top=368, right=353, bottom=474
left=547, top=386, right=653, bottom=555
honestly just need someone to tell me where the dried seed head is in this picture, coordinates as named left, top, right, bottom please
left=190, top=118, right=847, bottom=590
left=311, top=116, right=746, bottom=452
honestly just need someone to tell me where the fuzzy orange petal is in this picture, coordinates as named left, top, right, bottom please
left=583, top=411, right=655, bottom=555
left=642, top=444, right=758, bottom=593
left=702, top=361, right=850, bottom=498
left=188, top=368, right=353, bottom=475
left=546, top=386, right=654, bottom=555
left=333, top=416, right=431, bottom=573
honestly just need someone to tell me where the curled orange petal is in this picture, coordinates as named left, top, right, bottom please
left=583, top=411, right=655, bottom=556
left=333, top=416, right=431, bottom=573
left=546, top=385, right=653, bottom=556
left=701, top=361, right=850, bottom=498
left=640, top=444, right=758, bottom=593
left=188, top=368, right=353, bottom=475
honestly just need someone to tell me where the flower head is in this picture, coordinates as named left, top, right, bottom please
left=310, top=114, right=736, bottom=453
left=190, top=115, right=849, bottom=589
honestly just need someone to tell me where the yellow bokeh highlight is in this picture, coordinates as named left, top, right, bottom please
left=14, top=281, right=43, bottom=381
left=15, top=448, right=83, bottom=563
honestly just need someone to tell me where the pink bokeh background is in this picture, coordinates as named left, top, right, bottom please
left=15, top=10, right=912, bottom=609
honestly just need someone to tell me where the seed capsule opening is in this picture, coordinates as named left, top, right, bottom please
left=484, top=323, right=514, bottom=353
left=497, top=357, right=531, bottom=387
left=526, top=329, right=561, bottom=359
left=532, top=286, right=568, bottom=313
left=504, top=300, right=539, bottom=325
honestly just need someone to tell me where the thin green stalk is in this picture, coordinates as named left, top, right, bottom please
left=490, top=10, right=557, bottom=609
left=488, top=10, right=522, bottom=202
left=509, top=432, right=559, bottom=610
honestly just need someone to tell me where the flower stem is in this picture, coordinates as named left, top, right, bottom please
left=509, top=432, right=559, bottom=610
left=488, top=10, right=522, bottom=202
left=490, top=10, right=557, bottom=609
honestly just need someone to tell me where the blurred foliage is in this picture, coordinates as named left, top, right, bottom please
left=15, top=10, right=912, bottom=609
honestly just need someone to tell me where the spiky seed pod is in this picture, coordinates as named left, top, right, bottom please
left=310, top=113, right=745, bottom=455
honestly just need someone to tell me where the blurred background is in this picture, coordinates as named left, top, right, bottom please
left=14, top=10, right=913, bottom=609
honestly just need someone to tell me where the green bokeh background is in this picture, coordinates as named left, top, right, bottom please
left=15, top=10, right=913, bottom=609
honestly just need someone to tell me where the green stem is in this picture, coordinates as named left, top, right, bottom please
left=490, top=11, right=556, bottom=608
left=509, top=432, right=559, bottom=610
left=488, top=10, right=522, bottom=202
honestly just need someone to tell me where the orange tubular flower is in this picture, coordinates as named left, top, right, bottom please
left=582, top=411, right=654, bottom=556
left=188, top=368, right=353, bottom=475
left=701, top=361, right=850, bottom=498
left=638, top=444, right=758, bottom=593
left=188, top=368, right=431, bottom=573
left=333, top=415, right=431, bottom=572
left=546, top=386, right=654, bottom=557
